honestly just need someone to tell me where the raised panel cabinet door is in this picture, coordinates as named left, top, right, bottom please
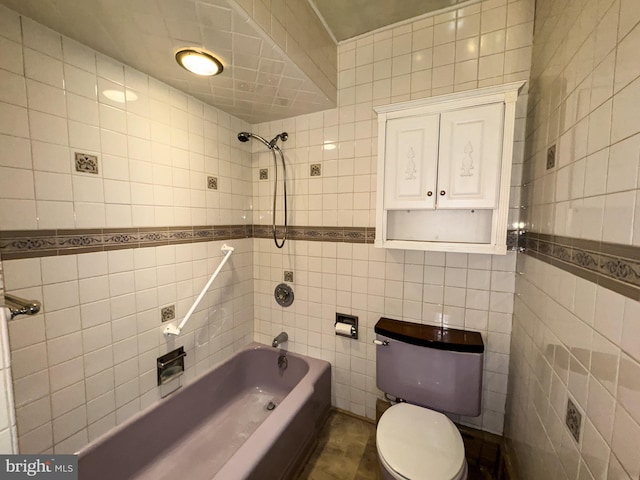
left=437, top=103, right=504, bottom=209
left=383, top=114, right=440, bottom=210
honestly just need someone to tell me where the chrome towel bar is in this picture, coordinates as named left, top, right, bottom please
left=2, top=294, right=41, bottom=319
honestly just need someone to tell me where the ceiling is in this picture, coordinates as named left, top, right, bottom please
left=311, top=0, right=468, bottom=42
left=0, top=0, right=472, bottom=123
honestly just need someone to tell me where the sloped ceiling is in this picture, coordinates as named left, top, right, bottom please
left=311, top=0, right=469, bottom=41
left=0, top=0, right=335, bottom=123
left=0, top=0, right=474, bottom=122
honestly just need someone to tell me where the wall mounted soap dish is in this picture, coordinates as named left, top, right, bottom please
left=157, top=347, right=186, bottom=385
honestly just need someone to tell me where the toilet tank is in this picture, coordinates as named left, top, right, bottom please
left=375, top=317, right=484, bottom=416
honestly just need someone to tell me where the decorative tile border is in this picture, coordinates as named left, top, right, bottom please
left=0, top=225, right=374, bottom=259
left=0, top=225, right=251, bottom=260
left=523, top=232, right=640, bottom=301
left=0, top=225, right=519, bottom=260
left=250, top=225, right=374, bottom=243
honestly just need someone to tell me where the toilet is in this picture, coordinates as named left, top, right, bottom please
left=374, top=317, right=484, bottom=480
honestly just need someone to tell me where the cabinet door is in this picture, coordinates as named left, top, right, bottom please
left=384, top=114, right=440, bottom=210
left=437, top=103, right=504, bottom=209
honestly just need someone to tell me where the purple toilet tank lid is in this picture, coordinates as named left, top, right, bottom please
left=375, top=317, right=484, bottom=353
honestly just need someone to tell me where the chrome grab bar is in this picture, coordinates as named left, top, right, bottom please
left=2, top=294, right=41, bottom=319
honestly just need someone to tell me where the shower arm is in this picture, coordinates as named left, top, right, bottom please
left=163, top=244, right=234, bottom=336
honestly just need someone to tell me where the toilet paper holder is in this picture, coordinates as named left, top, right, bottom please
left=335, top=313, right=358, bottom=339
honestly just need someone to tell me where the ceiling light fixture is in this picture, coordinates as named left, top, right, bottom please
left=175, top=48, right=223, bottom=76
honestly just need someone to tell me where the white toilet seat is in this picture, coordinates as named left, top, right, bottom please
left=377, top=403, right=467, bottom=480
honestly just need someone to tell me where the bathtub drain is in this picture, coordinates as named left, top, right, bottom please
left=266, top=401, right=277, bottom=411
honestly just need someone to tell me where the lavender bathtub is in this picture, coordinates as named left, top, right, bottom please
left=77, top=343, right=331, bottom=480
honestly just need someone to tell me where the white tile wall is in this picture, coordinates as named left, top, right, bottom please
left=3, top=240, right=253, bottom=454
left=0, top=9, right=255, bottom=454
left=0, top=7, right=253, bottom=231
left=253, top=239, right=518, bottom=433
left=507, top=0, right=640, bottom=478
left=0, top=265, right=18, bottom=454
left=510, top=255, right=640, bottom=480
left=252, top=0, right=534, bottom=434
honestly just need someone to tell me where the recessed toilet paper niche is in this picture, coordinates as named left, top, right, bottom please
left=335, top=313, right=358, bottom=339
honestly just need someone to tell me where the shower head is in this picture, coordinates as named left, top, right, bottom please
left=237, top=130, right=289, bottom=248
left=269, top=132, right=288, bottom=148
left=237, top=131, right=287, bottom=149
left=237, top=131, right=271, bottom=148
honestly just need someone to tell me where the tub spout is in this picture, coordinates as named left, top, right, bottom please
left=272, top=332, right=288, bottom=348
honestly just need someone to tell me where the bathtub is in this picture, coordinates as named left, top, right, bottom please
left=77, top=343, right=331, bottom=480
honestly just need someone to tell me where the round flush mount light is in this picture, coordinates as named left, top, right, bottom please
left=175, top=48, right=223, bottom=76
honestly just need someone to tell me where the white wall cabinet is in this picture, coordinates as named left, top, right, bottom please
left=384, top=114, right=440, bottom=210
left=374, top=82, right=525, bottom=254
left=437, top=103, right=503, bottom=210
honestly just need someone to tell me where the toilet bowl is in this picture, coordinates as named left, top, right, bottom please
left=376, top=403, right=467, bottom=480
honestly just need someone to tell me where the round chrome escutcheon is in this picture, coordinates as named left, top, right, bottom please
left=274, top=283, right=294, bottom=307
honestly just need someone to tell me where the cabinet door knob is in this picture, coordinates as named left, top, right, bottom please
left=440, top=190, right=446, bottom=196
left=427, top=191, right=433, bottom=197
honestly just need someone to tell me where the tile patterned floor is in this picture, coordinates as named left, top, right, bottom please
left=297, top=410, right=382, bottom=480
left=296, top=410, right=495, bottom=480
